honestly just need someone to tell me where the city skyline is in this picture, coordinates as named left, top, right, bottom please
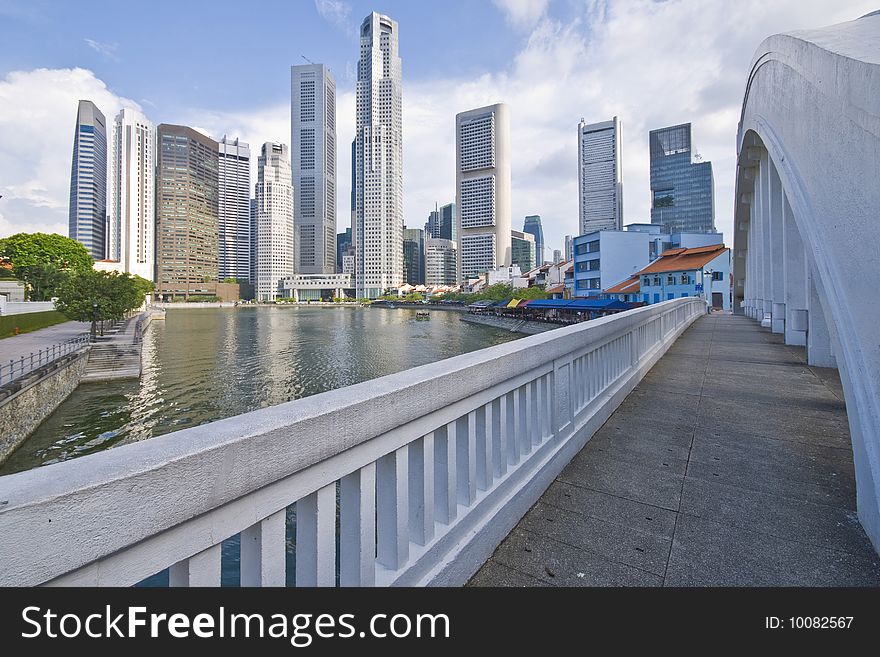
left=0, top=1, right=872, bottom=257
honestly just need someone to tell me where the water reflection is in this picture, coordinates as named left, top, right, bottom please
left=1, top=307, right=520, bottom=475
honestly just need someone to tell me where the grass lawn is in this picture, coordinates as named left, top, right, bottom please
left=0, top=310, right=69, bottom=339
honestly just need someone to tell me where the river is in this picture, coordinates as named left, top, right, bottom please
left=0, top=306, right=522, bottom=475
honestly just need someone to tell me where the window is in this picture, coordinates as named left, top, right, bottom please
left=643, top=276, right=651, bottom=287
left=653, top=189, right=674, bottom=207
left=587, top=259, right=600, bottom=271
left=680, top=273, right=689, bottom=285
left=576, top=244, right=588, bottom=255
left=587, top=240, right=600, bottom=253
left=666, top=274, right=675, bottom=286
left=712, top=271, right=724, bottom=281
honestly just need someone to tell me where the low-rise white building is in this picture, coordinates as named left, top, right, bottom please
left=280, top=273, right=353, bottom=301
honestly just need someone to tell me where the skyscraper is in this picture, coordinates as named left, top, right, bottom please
left=578, top=116, right=623, bottom=234
left=292, top=63, right=337, bottom=274
left=564, top=235, right=573, bottom=262
left=511, top=230, right=536, bottom=272
left=523, top=215, right=544, bottom=265
left=553, top=249, right=563, bottom=264
left=108, top=107, right=154, bottom=280
left=69, top=100, right=107, bottom=260
left=649, top=123, right=715, bottom=234
left=439, top=202, right=456, bottom=242
left=425, top=204, right=440, bottom=238
left=403, top=227, right=425, bottom=285
left=425, top=238, right=457, bottom=286
left=217, top=136, right=251, bottom=282
left=336, top=227, right=352, bottom=273
left=255, top=142, right=295, bottom=302
left=155, top=125, right=219, bottom=299
left=355, top=11, right=403, bottom=299
left=456, top=103, right=511, bottom=281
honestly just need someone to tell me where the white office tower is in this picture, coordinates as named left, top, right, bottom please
left=578, top=116, right=623, bottom=234
left=355, top=11, right=403, bottom=299
left=291, top=63, right=336, bottom=274
left=218, top=137, right=251, bottom=282
left=425, top=238, right=457, bottom=286
left=255, top=142, right=295, bottom=302
left=108, top=108, right=154, bottom=280
left=456, top=103, right=511, bottom=281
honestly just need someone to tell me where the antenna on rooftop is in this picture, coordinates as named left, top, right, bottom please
left=301, top=55, right=316, bottom=65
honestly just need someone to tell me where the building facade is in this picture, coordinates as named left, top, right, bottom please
left=571, top=224, right=724, bottom=298
left=336, top=227, right=352, bottom=273
left=511, top=229, right=536, bottom=273
left=69, top=100, right=108, bottom=260
left=578, top=116, right=622, bottom=235
left=108, top=107, right=154, bottom=280
left=523, top=215, right=544, bottom=265
left=355, top=12, right=404, bottom=298
left=649, top=123, right=715, bottom=233
left=292, top=63, right=337, bottom=275
left=403, top=228, right=425, bottom=285
left=456, top=103, right=512, bottom=281
left=564, top=235, right=573, bottom=262
left=255, top=142, right=295, bottom=302
left=155, top=124, right=219, bottom=299
left=636, top=245, right=730, bottom=309
left=217, top=136, right=251, bottom=283
left=425, top=238, right=457, bottom=286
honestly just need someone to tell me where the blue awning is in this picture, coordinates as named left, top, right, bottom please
left=524, top=299, right=631, bottom=311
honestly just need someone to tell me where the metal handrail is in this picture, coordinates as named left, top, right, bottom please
left=0, top=334, right=90, bottom=387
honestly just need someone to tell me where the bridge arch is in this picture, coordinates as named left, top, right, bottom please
left=733, top=12, right=880, bottom=550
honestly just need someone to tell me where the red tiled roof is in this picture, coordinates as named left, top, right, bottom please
left=546, top=284, right=565, bottom=294
left=637, top=245, right=728, bottom=275
left=604, top=276, right=640, bottom=294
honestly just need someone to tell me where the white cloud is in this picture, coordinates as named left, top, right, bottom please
left=0, top=67, right=139, bottom=239
left=84, top=38, right=119, bottom=61
left=314, top=0, right=355, bottom=35
left=492, top=0, right=551, bottom=28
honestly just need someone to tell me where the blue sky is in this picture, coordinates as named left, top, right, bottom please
left=0, top=0, right=872, bottom=258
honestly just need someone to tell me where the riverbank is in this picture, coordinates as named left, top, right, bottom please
left=459, top=314, right=560, bottom=334
left=156, top=301, right=468, bottom=311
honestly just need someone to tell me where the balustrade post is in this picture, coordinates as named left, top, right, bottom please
left=340, top=463, right=376, bottom=587
left=240, top=510, right=286, bottom=587
left=377, top=446, right=409, bottom=571
left=295, top=483, right=336, bottom=586
left=169, top=544, right=221, bottom=587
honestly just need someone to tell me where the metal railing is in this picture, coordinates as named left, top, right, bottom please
left=0, top=334, right=90, bottom=386
left=0, top=298, right=705, bottom=586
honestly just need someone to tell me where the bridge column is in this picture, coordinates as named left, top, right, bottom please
left=781, top=192, right=807, bottom=346
left=745, top=165, right=759, bottom=320
left=758, top=150, right=772, bottom=327
left=805, top=262, right=836, bottom=368
left=768, top=159, right=785, bottom=333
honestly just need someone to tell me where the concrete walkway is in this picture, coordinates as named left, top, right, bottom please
left=0, top=321, right=90, bottom=363
left=470, top=313, right=880, bottom=586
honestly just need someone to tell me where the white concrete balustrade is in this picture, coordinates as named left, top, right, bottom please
left=0, top=298, right=704, bottom=587
left=734, top=13, right=880, bottom=550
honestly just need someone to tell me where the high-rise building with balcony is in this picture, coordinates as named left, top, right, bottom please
left=217, top=136, right=251, bottom=283
left=155, top=124, right=219, bottom=299
left=578, top=116, right=623, bottom=234
left=456, top=103, right=511, bottom=281
left=354, top=11, right=403, bottom=298
left=108, top=107, right=154, bottom=280
left=649, top=123, right=715, bottom=233
left=255, top=142, right=295, bottom=302
left=292, top=63, right=336, bottom=274
left=68, top=100, right=107, bottom=260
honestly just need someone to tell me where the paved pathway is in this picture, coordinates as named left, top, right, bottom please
left=470, top=313, right=880, bottom=586
left=0, top=321, right=90, bottom=364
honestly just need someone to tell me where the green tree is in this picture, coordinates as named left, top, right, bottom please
left=55, top=270, right=154, bottom=323
left=0, top=232, right=93, bottom=300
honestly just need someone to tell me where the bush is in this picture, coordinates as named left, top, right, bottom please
left=186, top=295, right=221, bottom=303
left=0, top=310, right=69, bottom=339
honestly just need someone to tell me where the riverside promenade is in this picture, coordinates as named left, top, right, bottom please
left=0, top=321, right=89, bottom=364
left=471, top=313, right=880, bottom=586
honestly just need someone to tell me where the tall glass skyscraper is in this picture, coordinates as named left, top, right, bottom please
left=217, top=136, right=251, bottom=283
left=523, top=215, right=544, bottom=265
left=649, top=123, right=715, bottom=234
left=403, top=227, right=425, bottom=285
left=355, top=12, right=403, bottom=298
left=456, top=103, right=511, bottom=280
left=578, top=116, right=622, bottom=234
left=292, top=63, right=336, bottom=274
left=69, top=100, right=107, bottom=260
